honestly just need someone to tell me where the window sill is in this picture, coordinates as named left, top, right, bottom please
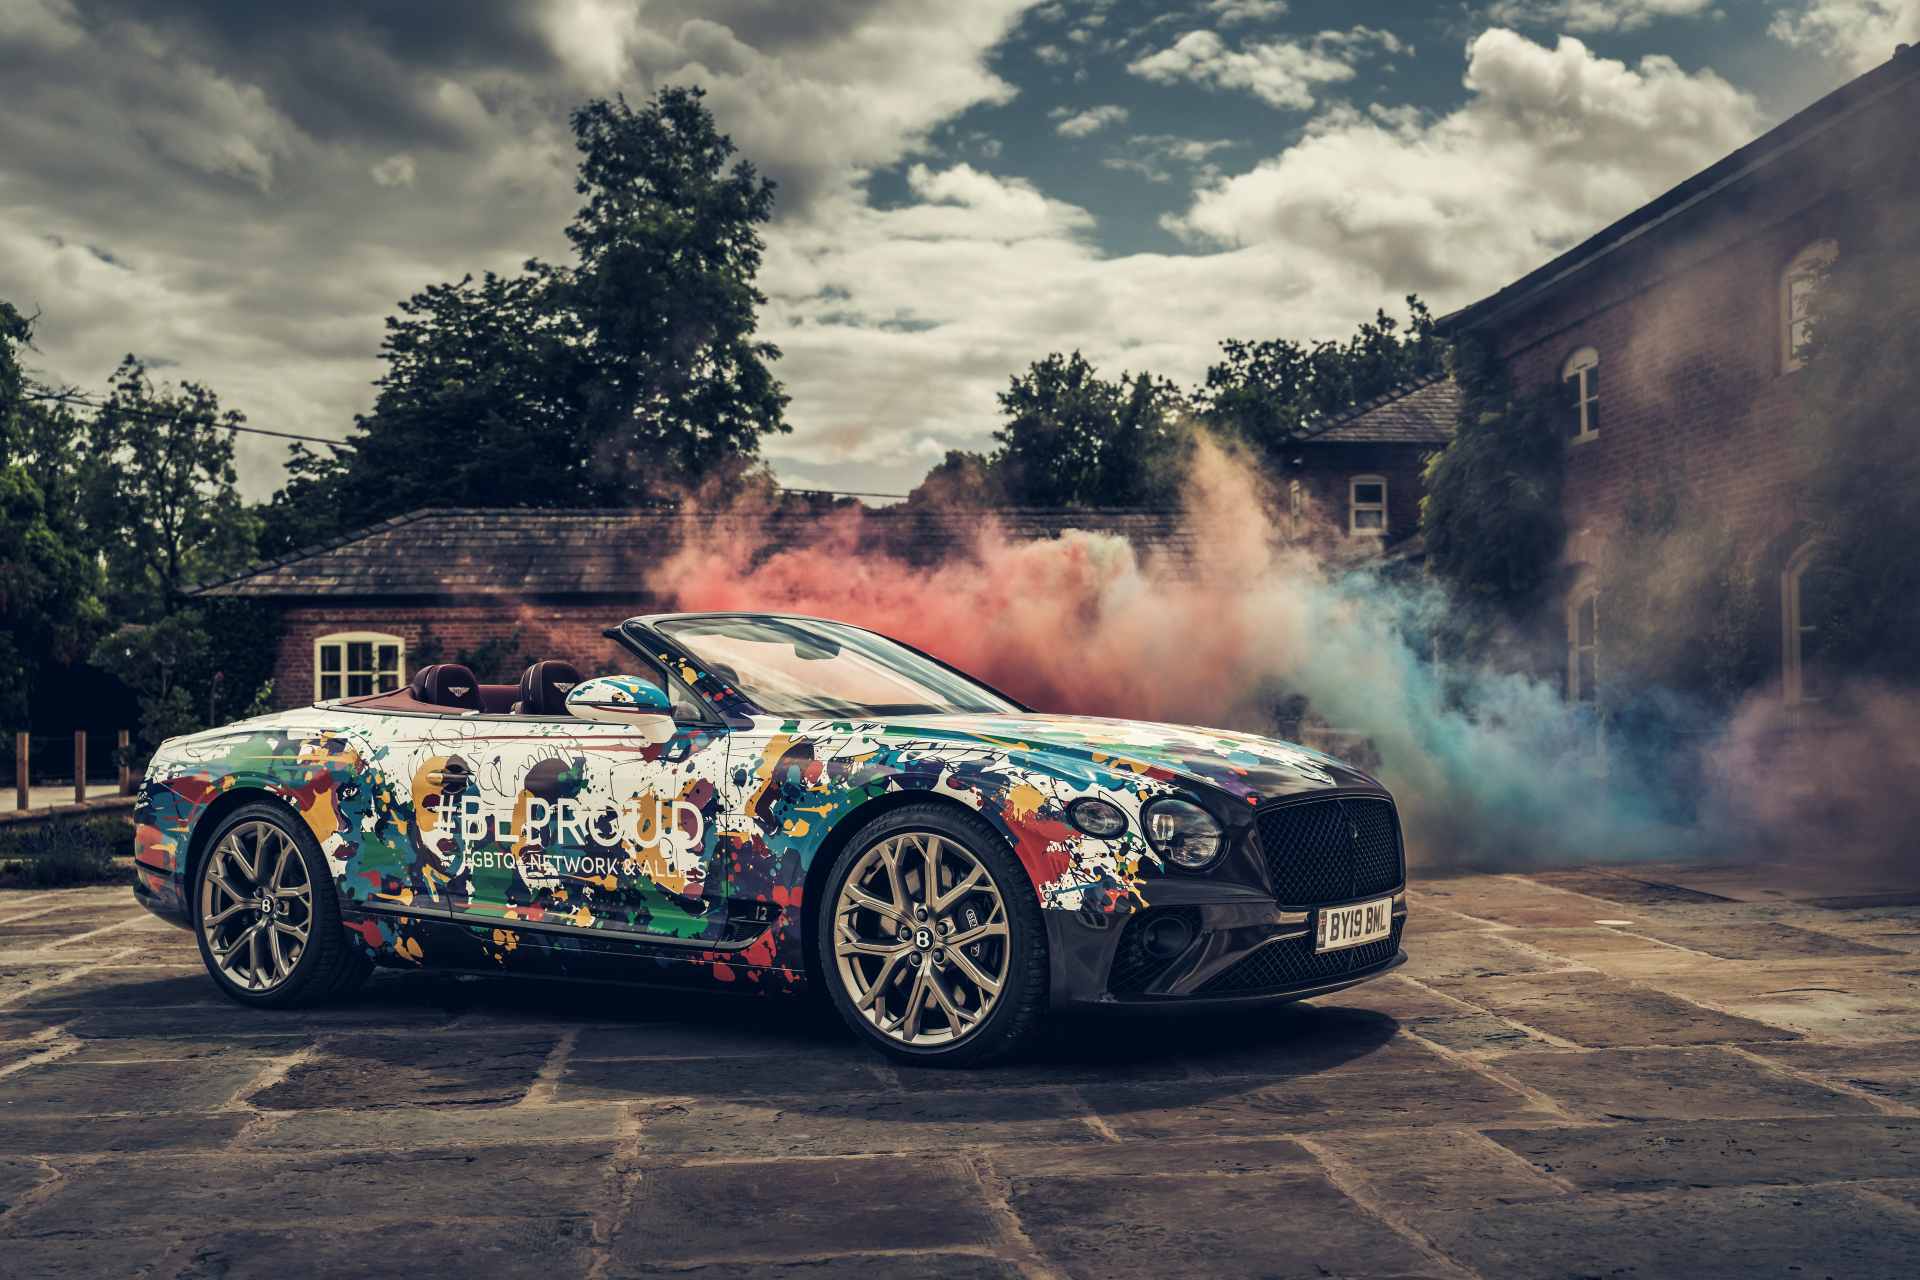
left=1569, top=432, right=1600, bottom=447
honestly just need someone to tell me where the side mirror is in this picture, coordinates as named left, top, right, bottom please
left=564, top=675, right=674, bottom=723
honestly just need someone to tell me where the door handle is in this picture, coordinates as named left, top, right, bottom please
left=425, top=761, right=472, bottom=790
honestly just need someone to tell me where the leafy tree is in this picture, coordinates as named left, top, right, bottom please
left=91, top=612, right=211, bottom=750
left=80, top=358, right=261, bottom=620
left=905, top=450, right=1003, bottom=509
left=563, top=90, right=788, bottom=487
left=265, top=85, right=787, bottom=550
left=1419, top=337, right=1566, bottom=633
left=0, top=302, right=107, bottom=729
left=992, top=353, right=1189, bottom=507
left=1198, top=299, right=1444, bottom=461
left=1788, top=193, right=1920, bottom=683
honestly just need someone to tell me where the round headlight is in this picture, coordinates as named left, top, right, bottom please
left=1144, top=797, right=1224, bottom=869
left=1067, top=797, right=1128, bottom=838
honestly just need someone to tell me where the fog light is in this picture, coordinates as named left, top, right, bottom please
left=1141, top=913, right=1196, bottom=960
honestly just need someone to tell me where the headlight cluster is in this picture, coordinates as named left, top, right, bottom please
left=1143, top=797, right=1224, bottom=869
left=1066, top=794, right=1225, bottom=871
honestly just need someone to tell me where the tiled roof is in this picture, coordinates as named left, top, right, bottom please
left=1299, top=375, right=1458, bottom=446
left=193, top=506, right=1196, bottom=599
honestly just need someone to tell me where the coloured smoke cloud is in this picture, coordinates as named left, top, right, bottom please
left=650, top=438, right=1709, bottom=868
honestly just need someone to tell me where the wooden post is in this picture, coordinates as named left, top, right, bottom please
left=74, top=729, right=87, bottom=804
left=119, top=729, right=133, bottom=795
left=13, top=732, right=25, bottom=811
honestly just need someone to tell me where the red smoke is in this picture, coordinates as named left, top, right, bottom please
left=651, top=443, right=1300, bottom=728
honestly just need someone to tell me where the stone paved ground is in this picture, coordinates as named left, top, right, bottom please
left=4, top=864, right=1920, bottom=1278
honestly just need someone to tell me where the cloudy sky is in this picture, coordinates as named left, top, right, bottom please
left=1, top=0, right=1915, bottom=499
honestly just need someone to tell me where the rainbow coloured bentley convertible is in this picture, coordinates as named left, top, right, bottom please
left=133, top=612, right=1408, bottom=1064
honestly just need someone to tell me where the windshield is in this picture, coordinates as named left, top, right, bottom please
left=654, top=616, right=1020, bottom=718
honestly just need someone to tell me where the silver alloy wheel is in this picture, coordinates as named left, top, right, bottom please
left=199, top=820, right=313, bottom=993
left=832, top=831, right=1011, bottom=1047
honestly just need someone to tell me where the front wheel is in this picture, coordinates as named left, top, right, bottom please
left=192, top=802, right=370, bottom=1008
left=815, top=804, right=1048, bottom=1066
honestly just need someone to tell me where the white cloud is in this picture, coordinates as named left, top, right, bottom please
left=1770, top=1, right=1920, bottom=74
left=1166, top=30, right=1763, bottom=295
left=370, top=154, right=417, bottom=188
left=1102, top=135, right=1236, bottom=183
left=1127, top=27, right=1400, bottom=111
left=1052, top=104, right=1129, bottom=137
left=1486, top=0, right=1716, bottom=34
left=1205, top=0, right=1290, bottom=25
left=0, top=0, right=1039, bottom=495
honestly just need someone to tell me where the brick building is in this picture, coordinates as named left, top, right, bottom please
left=1437, top=43, right=1920, bottom=714
left=194, top=507, right=1191, bottom=710
left=1278, top=374, right=1457, bottom=550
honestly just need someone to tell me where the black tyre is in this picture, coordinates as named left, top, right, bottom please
left=815, top=803, right=1048, bottom=1066
left=191, top=801, right=369, bottom=1008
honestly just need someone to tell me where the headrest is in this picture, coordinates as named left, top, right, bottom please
left=517, top=659, right=584, bottom=716
left=409, top=663, right=482, bottom=711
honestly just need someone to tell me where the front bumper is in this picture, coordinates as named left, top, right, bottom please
left=1047, top=886, right=1408, bottom=1010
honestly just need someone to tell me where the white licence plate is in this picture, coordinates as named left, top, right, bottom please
left=1315, top=897, right=1395, bottom=953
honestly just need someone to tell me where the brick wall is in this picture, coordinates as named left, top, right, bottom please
left=1480, top=90, right=1916, bottom=575
left=1284, top=442, right=1437, bottom=547
left=271, top=602, right=648, bottom=709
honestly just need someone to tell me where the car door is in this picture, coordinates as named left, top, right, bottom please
left=438, top=685, right=736, bottom=946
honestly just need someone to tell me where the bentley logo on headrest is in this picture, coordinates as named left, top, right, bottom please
left=554, top=682, right=576, bottom=692
left=450, top=686, right=472, bottom=696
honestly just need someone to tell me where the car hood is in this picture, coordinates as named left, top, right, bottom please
left=860, top=712, right=1380, bottom=807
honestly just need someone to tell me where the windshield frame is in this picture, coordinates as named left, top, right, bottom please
left=622, top=612, right=1032, bottom=721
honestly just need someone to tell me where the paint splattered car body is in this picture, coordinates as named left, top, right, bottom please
left=134, top=612, right=1407, bottom=1009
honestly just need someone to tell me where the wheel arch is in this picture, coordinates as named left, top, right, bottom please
left=183, top=786, right=291, bottom=893
left=797, top=787, right=1037, bottom=990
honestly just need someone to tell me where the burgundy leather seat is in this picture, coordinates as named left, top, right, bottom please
left=408, top=663, right=482, bottom=711
left=514, top=660, right=584, bottom=716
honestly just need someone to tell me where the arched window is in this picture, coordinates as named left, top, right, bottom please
left=315, top=632, right=405, bottom=701
left=1288, top=478, right=1305, bottom=537
left=1781, top=541, right=1829, bottom=704
left=1348, top=474, right=1387, bottom=535
left=1781, top=239, right=1838, bottom=373
left=1562, top=347, right=1600, bottom=443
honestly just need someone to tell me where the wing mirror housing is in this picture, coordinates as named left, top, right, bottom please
left=564, top=675, right=675, bottom=723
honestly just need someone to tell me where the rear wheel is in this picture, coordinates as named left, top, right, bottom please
left=193, top=802, right=368, bottom=1008
left=816, top=805, right=1048, bottom=1066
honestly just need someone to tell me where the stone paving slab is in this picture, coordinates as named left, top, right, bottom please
left=1, top=1059, right=263, bottom=1116
left=1421, top=1184, right=1920, bottom=1279
left=1485, top=1047, right=1878, bottom=1121
left=630, top=1089, right=1106, bottom=1157
left=1483, top=1116, right=1920, bottom=1191
left=6, top=1144, right=619, bottom=1237
left=612, top=1155, right=998, bottom=1266
left=1741, top=1038, right=1920, bottom=1106
left=250, top=1032, right=559, bottom=1110
left=1426, top=968, right=1801, bottom=1046
left=5, top=868, right=1920, bottom=1277
left=1003, top=1161, right=1445, bottom=1280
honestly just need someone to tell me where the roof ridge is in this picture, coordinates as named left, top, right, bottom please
left=1296, top=370, right=1457, bottom=441
left=185, top=506, right=442, bottom=597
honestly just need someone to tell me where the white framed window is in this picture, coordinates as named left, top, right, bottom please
left=1781, top=239, right=1838, bottom=373
left=1782, top=541, right=1828, bottom=705
left=1348, top=475, right=1387, bottom=535
left=1566, top=585, right=1604, bottom=768
left=1288, top=478, right=1305, bottom=536
left=315, top=632, right=405, bottom=701
left=1562, top=347, right=1600, bottom=443
left=1567, top=589, right=1599, bottom=707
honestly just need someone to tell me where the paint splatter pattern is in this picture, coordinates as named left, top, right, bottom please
left=134, top=700, right=1355, bottom=986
